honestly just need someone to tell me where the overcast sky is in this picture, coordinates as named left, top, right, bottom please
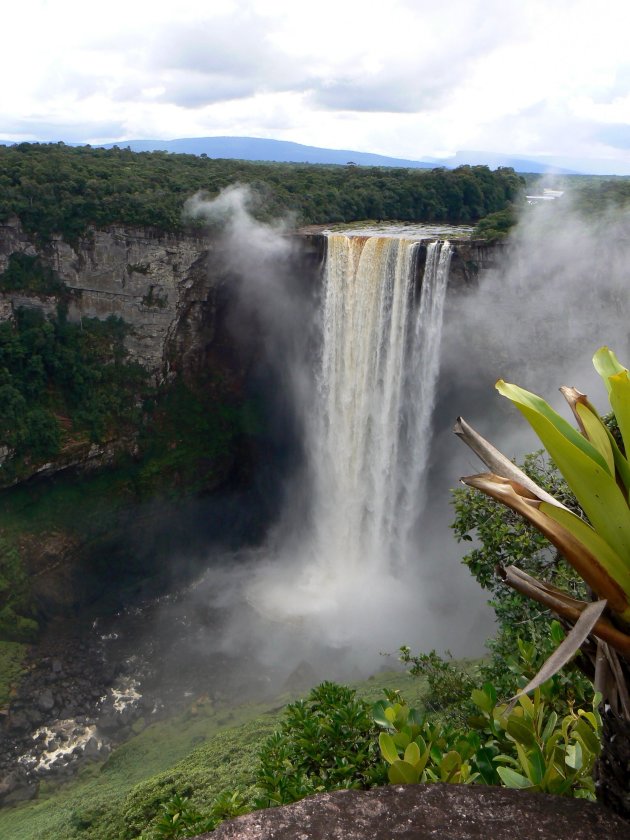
left=3, top=0, right=630, bottom=169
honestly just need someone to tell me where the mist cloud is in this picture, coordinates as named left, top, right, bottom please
left=174, top=188, right=494, bottom=693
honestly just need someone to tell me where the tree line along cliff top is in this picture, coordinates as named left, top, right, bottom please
left=0, top=142, right=525, bottom=242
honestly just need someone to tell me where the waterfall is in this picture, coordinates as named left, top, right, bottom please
left=248, top=233, right=452, bottom=628
left=310, top=234, right=451, bottom=582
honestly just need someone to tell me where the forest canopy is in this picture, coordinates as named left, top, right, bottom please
left=0, top=143, right=524, bottom=241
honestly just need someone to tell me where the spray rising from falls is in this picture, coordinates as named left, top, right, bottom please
left=249, top=234, right=452, bottom=631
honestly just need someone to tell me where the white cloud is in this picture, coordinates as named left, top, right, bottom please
left=1, top=0, right=630, bottom=169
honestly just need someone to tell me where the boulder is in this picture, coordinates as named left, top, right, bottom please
left=36, top=688, right=55, bottom=712
left=199, top=784, right=629, bottom=840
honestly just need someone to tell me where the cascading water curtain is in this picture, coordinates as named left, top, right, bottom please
left=309, top=235, right=452, bottom=583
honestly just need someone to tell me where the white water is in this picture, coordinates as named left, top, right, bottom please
left=249, top=234, right=452, bottom=630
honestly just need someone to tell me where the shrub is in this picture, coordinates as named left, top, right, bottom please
left=255, top=681, right=386, bottom=807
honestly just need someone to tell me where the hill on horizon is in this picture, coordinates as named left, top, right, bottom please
left=8, top=135, right=630, bottom=174
left=99, top=136, right=437, bottom=169
left=96, top=137, right=583, bottom=174
left=0, top=135, right=610, bottom=174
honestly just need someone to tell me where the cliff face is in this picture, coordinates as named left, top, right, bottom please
left=0, top=221, right=500, bottom=381
left=0, top=222, right=322, bottom=619
left=0, top=219, right=220, bottom=378
left=447, top=239, right=506, bottom=290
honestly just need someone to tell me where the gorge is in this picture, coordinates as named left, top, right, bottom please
left=2, top=194, right=630, bottom=812
left=0, top=212, right=498, bottom=801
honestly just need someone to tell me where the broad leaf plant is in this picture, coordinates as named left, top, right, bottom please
left=456, top=347, right=630, bottom=721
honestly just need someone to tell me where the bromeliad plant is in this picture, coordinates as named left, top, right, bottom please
left=455, top=347, right=630, bottom=719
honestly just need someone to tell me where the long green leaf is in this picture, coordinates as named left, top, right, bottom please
left=496, top=766, right=533, bottom=789
left=388, top=760, right=419, bottom=784
left=540, top=503, right=630, bottom=612
left=404, top=741, right=421, bottom=766
left=576, top=402, right=614, bottom=475
left=541, top=711, right=558, bottom=742
left=461, top=474, right=630, bottom=616
left=609, top=370, right=630, bottom=459
left=593, top=346, right=626, bottom=395
left=496, top=381, right=610, bottom=472
left=506, top=717, right=536, bottom=748
left=560, top=385, right=630, bottom=494
left=604, top=424, right=630, bottom=500
left=573, top=718, right=600, bottom=756
left=565, top=741, right=583, bottom=771
left=496, top=380, right=630, bottom=561
left=474, top=746, right=499, bottom=785
left=528, top=745, right=546, bottom=786
left=379, top=732, right=399, bottom=765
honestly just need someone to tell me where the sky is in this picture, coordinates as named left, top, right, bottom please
left=3, top=0, right=630, bottom=171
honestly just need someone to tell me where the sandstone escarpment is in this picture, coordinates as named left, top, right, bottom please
left=0, top=220, right=501, bottom=379
left=0, top=218, right=219, bottom=377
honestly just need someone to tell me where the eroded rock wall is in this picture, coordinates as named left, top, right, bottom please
left=0, top=221, right=500, bottom=378
left=0, top=218, right=219, bottom=377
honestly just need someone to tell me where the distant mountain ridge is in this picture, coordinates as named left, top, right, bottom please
left=99, top=136, right=436, bottom=169
left=2, top=135, right=629, bottom=174
left=98, top=137, right=582, bottom=174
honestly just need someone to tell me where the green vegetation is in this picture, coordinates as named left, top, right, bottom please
left=0, top=285, right=251, bottom=492
left=0, top=253, right=66, bottom=296
left=452, top=450, right=590, bottom=699
left=0, top=143, right=523, bottom=242
left=0, top=374, right=256, bottom=644
left=455, top=348, right=630, bottom=820
left=0, top=698, right=279, bottom=840
left=135, top=381, right=251, bottom=498
left=376, top=676, right=600, bottom=796
left=0, top=559, right=602, bottom=840
left=0, top=307, right=146, bottom=478
left=135, top=642, right=600, bottom=839
left=0, top=671, right=423, bottom=840
left=472, top=206, right=518, bottom=240
left=254, top=682, right=386, bottom=808
left=0, top=289, right=256, bottom=642
left=0, top=639, right=28, bottom=706
left=0, top=536, right=38, bottom=641
left=570, top=178, right=630, bottom=215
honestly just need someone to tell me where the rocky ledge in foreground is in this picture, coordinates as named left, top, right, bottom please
left=197, top=784, right=628, bottom=840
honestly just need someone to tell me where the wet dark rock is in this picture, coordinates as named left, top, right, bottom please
left=7, top=712, right=30, bottom=732
left=0, top=771, right=19, bottom=798
left=97, top=713, right=121, bottom=734
left=202, top=785, right=629, bottom=840
left=36, top=689, right=55, bottom=712
left=26, top=709, right=44, bottom=726
left=82, top=740, right=100, bottom=759
left=0, top=771, right=38, bottom=805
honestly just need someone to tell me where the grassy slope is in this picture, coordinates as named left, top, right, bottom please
left=0, top=670, right=427, bottom=840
